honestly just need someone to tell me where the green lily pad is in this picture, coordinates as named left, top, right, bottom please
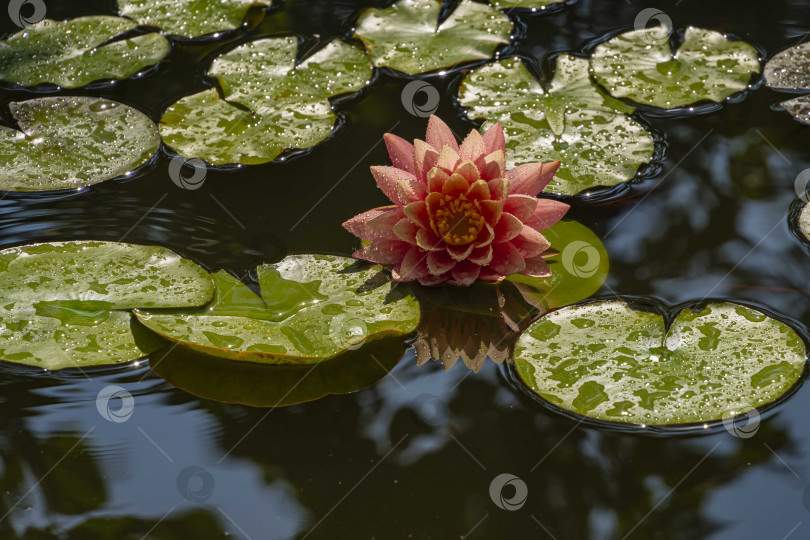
left=0, top=97, right=160, bottom=192
left=514, top=300, right=806, bottom=426
left=118, top=0, right=270, bottom=38
left=149, top=337, right=407, bottom=407
left=354, top=0, right=512, bottom=75
left=508, top=219, right=609, bottom=309
left=0, top=16, right=169, bottom=88
left=459, top=55, right=654, bottom=195
left=590, top=25, right=761, bottom=109
left=160, top=37, right=372, bottom=165
left=0, top=241, right=214, bottom=309
left=136, top=256, right=420, bottom=364
left=488, top=0, right=565, bottom=8
left=781, top=96, right=810, bottom=126
left=764, top=43, right=810, bottom=125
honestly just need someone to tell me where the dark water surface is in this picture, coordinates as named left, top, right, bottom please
left=1, top=0, right=810, bottom=538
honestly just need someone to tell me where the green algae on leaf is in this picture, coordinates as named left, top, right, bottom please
left=459, top=55, right=654, bottom=195
left=136, top=255, right=420, bottom=365
left=0, top=97, right=160, bottom=192
left=118, top=0, right=270, bottom=38
left=764, top=42, right=810, bottom=125
left=160, top=37, right=372, bottom=165
left=590, top=25, right=760, bottom=109
left=0, top=17, right=169, bottom=88
left=514, top=300, right=806, bottom=426
left=354, top=0, right=512, bottom=75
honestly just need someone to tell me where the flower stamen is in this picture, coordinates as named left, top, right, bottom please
left=431, top=193, right=485, bottom=246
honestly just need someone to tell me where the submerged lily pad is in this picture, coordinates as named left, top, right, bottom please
left=136, top=256, right=420, bottom=364
left=0, top=17, right=169, bottom=88
left=514, top=300, right=806, bottom=425
left=118, top=0, right=269, bottom=38
left=590, top=25, right=760, bottom=109
left=764, top=42, right=810, bottom=125
left=160, top=37, right=372, bottom=165
left=150, top=337, right=407, bottom=407
left=354, top=0, right=512, bottom=75
left=0, top=97, right=160, bottom=192
left=460, top=55, right=654, bottom=195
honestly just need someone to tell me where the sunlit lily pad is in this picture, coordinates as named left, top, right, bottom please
left=118, top=0, right=270, bottom=38
left=150, top=338, right=407, bottom=407
left=590, top=25, right=760, bottom=109
left=160, top=37, right=372, bottom=165
left=136, top=256, right=420, bottom=364
left=488, top=0, right=565, bottom=8
left=514, top=300, right=806, bottom=425
left=0, top=17, right=169, bottom=88
left=0, top=97, right=160, bottom=192
left=764, top=42, right=810, bottom=125
left=354, top=0, right=512, bottom=75
left=459, top=55, right=654, bottom=195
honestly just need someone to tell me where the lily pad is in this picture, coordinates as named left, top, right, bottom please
left=0, top=97, right=160, bottom=192
left=0, top=16, right=169, bottom=88
left=136, top=256, right=420, bottom=364
left=764, top=42, right=810, bottom=125
left=514, top=300, right=806, bottom=426
left=160, top=37, right=372, bottom=165
left=488, top=0, right=565, bottom=8
left=459, top=55, right=654, bottom=195
left=149, top=337, right=407, bottom=407
left=354, top=0, right=512, bottom=75
left=590, top=25, right=760, bottom=109
left=118, top=0, right=270, bottom=38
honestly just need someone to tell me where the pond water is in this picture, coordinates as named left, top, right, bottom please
left=1, top=0, right=810, bottom=538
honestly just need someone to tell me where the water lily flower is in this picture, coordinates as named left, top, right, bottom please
left=343, top=116, right=569, bottom=286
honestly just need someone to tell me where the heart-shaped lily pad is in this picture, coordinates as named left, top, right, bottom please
left=590, top=25, right=760, bottom=109
left=136, top=256, right=420, bottom=364
left=149, top=337, right=407, bottom=407
left=0, top=97, right=160, bottom=192
left=764, top=42, right=810, bottom=125
left=514, top=300, right=806, bottom=426
left=118, top=0, right=270, bottom=38
left=0, top=241, right=213, bottom=370
left=0, top=17, right=169, bottom=88
left=160, top=37, right=372, bottom=165
left=354, top=0, right=512, bottom=75
left=459, top=55, right=654, bottom=195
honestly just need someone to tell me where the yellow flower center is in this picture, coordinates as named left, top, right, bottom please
left=431, top=193, right=485, bottom=246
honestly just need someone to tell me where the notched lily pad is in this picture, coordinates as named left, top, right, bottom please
left=354, top=0, right=512, bottom=75
left=136, top=256, right=420, bottom=365
left=0, top=97, right=160, bottom=192
left=0, top=16, right=169, bottom=88
left=460, top=55, right=654, bottom=195
left=160, top=37, right=372, bottom=165
left=764, top=42, right=810, bottom=125
left=590, top=25, right=761, bottom=109
left=118, top=0, right=270, bottom=38
left=514, top=300, right=806, bottom=426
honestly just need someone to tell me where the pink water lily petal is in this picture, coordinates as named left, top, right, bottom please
left=482, top=122, right=505, bottom=155
left=371, top=166, right=415, bottom=205
left=427, top=250, right=457, bottom=275
left=512, top=228, right=550, bottom=258
left=442, top=174, right=469, bottom=198
left=474, top=223, right=495, bottom=248
left=397, top=179, right=427, bottom=205
left=404, top=201, right=430, bottom=229
left=397, top=247, right=430, bottom=281
left=478, top=200, right=503, bottom=224
left=504, top=194, right=538, bottom=222
left=366, top=206, right=405, bottom=236
left=488, top=178, right=509, bottom=201
left=522, top=254, right=552, bottom=278
left=447, top=242, right=474, bottom=261
left=467, top=180, right=490, bottom=202
left=393, top=218, right=419, bottom=244
left=526, top=199, right=570, bottom=231
left=354, top=239, right=411, bottom=264
left=454, top=160, right=480, bottom=184
left=493, top=212, right=523, bottom=243
left=436, top=145, right=460, bottom=173
left=481, top=150, right=505, bottom=180
left=489, top=242, right=526, bottom=275
left=458, top=129, right=486, bottom=164
left=418, top=273, right=448, bottom=286
left=416, top=227, right=443, bottom=251
left=478, top=267, right=507, bottom=283
left=414, top=140, right=440, bottom=183
left=450, top=260, right=480, bottom=286
left=427, top=167, right=449, bottom=193
left=383, top=133, right=415, bottom=175
left=426, top=116, right=459, bottom=152
left=468, top=245, right=493, bottom=265
left=507, top=161, right=560, bottom=196
left=342, top=207, right=394, bottom=241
